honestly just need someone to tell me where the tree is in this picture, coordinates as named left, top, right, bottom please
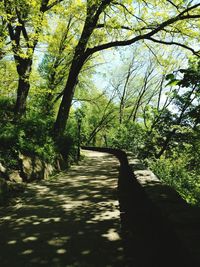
left=39, top=16, right=98, bottom=113
left=112, top=54, right=139, bottom=124
left=54, top=0, right=200, bottom=138
left=85, top=95, right=116, bottom=146
left=156, top=59, right=200, bottom=158
left=3, top=0, right=64, bottom=117
left=108, top=49, right=159, bottom=125
left=72, top=85, right=117, bottom=146
left=38, top=17, right=74, bottom=115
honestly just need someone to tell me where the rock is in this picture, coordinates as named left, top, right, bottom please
left=19, top=153, right=33, bottom=179
left=0, top=163, right=6, bottom=173
left=9, top=170, right=23, bottom=183
left=32, top=157, right=44, bottom=180
left=0, top=163, right=9, bottom=180
left=19, top=152, right=54, bottom=181
left=44, top=163, right=54, bottom=180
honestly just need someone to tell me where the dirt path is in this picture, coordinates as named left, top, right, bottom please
left=0, top=151, right=126, bottom=267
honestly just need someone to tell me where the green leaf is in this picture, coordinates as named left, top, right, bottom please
left=166, top=73, right=175, bottom=80
left=166, top=79, right=180, bottom=87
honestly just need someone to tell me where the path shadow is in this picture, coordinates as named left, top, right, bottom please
left=0, top=152, right=126, bottom=267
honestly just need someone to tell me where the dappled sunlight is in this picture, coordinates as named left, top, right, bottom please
left=48, top=236, right=70, bottom=247
left=87, top=201, right=120, bottom=223
left=56, top=248, right=67, bottom=254
left=102, top=228, right=121, bottom=241
left=0, top=150, right=126, bottom=267
left=23, top=236, right=38, bottom=242
left=21, top=249, right=34, bottom=255
left=7, top=240, right=17, bottom=245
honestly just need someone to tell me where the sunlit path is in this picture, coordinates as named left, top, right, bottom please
left=0, top=151, right=126, bottom=267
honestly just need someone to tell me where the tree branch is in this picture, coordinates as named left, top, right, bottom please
left=85, top=3, right=200, bottom=56
left=166, top=0, right=180, bottom=11
left=41, top=0, right=64, bottom=12
left=147, top=37, right=200, bottom=56
left=96, top=23, right=133, bottom=31
left=15, top=7, right=30, bottom=47
left=112, top=1, right=149, bottom=26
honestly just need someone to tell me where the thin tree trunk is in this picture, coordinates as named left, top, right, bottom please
left=86, top=114, right=115, bottom=145
left=156, top=86, right=197, bottom=158
left=15, top=59, right=32, bottom=116
left=128, top=67, right=154, bottom=122
left=132, top=89, right=146, bottom=122
left=156, top=129, right=176, bottom=158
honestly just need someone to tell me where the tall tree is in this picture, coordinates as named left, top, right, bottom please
left=54, top=0, right=200, bottom=138
left=156, top=62, right=200, bottom=158
left=3, top=0, right=64, bottom=117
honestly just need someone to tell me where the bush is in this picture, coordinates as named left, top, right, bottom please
left=0, top=113, right=56, bottom=169
left=150, top=156, right=200, bottom=205
left=108, top=122, right=146, bottom=155
left=0, top=122, right=19, bottom=169
left=17, top=116, right=56, bottom=163
left=0, top=97, right=15, bottom=122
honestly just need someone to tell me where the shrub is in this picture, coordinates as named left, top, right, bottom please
left=0, top=97, right=15, bottom=123
left=17, top=116, right=56, bottom=163
left=150, top=156, right=200, bottom=205
left=55, top=133, right=77, bottom=163
left=108, top=122, right=146, bottom=155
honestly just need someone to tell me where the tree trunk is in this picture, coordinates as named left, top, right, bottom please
left=156, top=129, right=176, bottom=158
left=14, top=58, right=32, bottom=116
left=53, top=15, right=98, bottom=138
left=15, top=77, right=30, bottom=116
left=119, top=103, right=124, bottom=124
left=53, top=56, right=86, bottom=138
left=119, top=64, right=133, bottom=124
left=53, top=0, right=114, bottom=138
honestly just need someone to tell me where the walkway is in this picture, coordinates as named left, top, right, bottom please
left=0, top=151, right=125, bottom=267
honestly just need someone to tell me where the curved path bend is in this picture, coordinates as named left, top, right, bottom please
left=0, top=150, right=126, bottom=267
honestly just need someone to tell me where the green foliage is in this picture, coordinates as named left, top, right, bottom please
left=107, top=122, right=146, bottom=155
left=17, top=116, right=56, bottom=163
left=0, top=114, right=56, bottom=168
left=0, top=97, right=15, bottom=119
left=0, top=98, right=79, bottom=170
left=0, top=98, right=59, bottom=168
left=144, top=58, right=200, bottom=205
left=150, top=156, right=200, bottom=205
left=0, top=122, right=19, bottom=169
